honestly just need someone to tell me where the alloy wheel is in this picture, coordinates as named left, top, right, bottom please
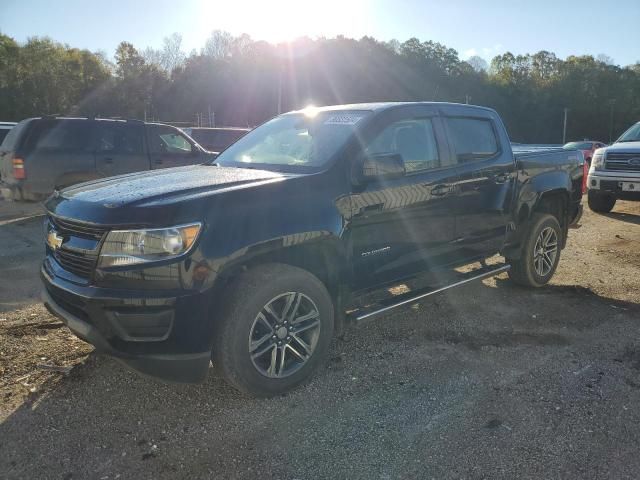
left=533, top=226, right=558, bottom=277
left=248, top=292, right=321, bottom=378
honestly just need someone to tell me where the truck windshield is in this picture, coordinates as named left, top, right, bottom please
left=215, top=110, right=370, bottom=172
left=617, top=123, right=640, bottom=143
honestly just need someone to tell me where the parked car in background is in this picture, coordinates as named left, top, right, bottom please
left=563, top=140, right=607, bottom=165
left=0, top=122, right=17, bottom=145
left=182, top=127, right=250, bottom=153
left=563, top=141, right=605, bottom=194
left=587, top=122, right=640, bottom=212
left=41, top=102, right=583, bottom=396
left=0, top=117, right=216, bottom=201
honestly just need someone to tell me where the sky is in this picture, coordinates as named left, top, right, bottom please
left=1, top=0, right=639, bottom=66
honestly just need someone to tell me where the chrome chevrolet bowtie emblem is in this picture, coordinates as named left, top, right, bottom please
left=47, top=230, right=64, bottom=250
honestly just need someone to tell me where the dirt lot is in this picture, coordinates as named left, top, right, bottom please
left=0, top=199, right=639, bottom=479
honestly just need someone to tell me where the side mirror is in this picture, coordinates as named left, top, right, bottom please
left=362, top=153, right=405, bottom=181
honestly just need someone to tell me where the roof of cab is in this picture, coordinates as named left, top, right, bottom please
left=289, top=101, right=497, bottom=115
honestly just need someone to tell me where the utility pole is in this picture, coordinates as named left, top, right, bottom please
left=608, top=100, right=616, bottom=143
left=562, top=108, right=568, bottom=144
left=465, top=94, right=471, bottom=104
left=277, top=68, right=283, bottom=115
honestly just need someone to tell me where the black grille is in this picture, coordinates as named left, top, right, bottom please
left=53, top=248, right=98, bottom=278
left=605, top=152, right=640, bottom=172
left=48, top=215, right=107, bottom=279
left=49, top=215, right=107, bottom=240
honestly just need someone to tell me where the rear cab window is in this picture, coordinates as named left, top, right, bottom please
left=444, top=117, right=499, bottom=162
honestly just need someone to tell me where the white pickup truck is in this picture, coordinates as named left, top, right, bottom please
left=587, top=121, right=640, bottom=212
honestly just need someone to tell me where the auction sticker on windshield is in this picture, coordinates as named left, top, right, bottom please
left=324, top=114, right=366, bottom=125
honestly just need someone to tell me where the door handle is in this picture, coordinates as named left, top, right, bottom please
left=359, top=203, right=384, bottom=215
left=494, top=173, right=510, bottom=184
left=103, top=157, right=113, bottom=164
left=431, top=184, right=450, bottom=196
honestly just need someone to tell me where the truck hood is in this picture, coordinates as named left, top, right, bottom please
left=45, top=164, right=295, bottom=225
left=607, top=141, right=640, bottom=152
left=56, top=165, right=288, bottom=206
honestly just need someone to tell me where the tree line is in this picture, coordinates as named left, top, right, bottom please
left=1, top=31, right=638, bottom=143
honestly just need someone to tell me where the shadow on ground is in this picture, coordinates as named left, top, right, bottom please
left=2, top=279, right=639, bottom=479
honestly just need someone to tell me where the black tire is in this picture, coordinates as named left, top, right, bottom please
left=212, top=263, right=334, bottom=397
left=507, top=213, right=562, bottom=288
left=588, top=190, right=616, bottom=213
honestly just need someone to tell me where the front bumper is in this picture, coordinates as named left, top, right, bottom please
left=41, top=264, right=212, bottom=383
left=587, top=172, right=640, bottom=200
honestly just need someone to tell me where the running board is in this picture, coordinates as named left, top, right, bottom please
left=350, top=264, right=511, bottom=322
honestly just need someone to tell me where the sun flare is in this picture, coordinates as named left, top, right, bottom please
left=198, top=0, right=368, bottom=43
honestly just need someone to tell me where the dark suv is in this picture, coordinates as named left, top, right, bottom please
left=0, top=117, right=215, bottom=201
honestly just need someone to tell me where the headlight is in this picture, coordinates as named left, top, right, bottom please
left=98, top=223, right=202, bottom=268
left=591, top=152, right=604, bottom=171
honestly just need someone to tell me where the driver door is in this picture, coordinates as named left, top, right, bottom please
left=146, top=124, right=201, bottom=169
left=348, top=107, right=460, bottom=290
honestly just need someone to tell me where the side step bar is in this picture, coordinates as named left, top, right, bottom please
left=351, top=264, right=511, bottom=322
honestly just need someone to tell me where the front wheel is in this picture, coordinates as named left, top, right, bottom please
left=213, top=263, right=334, bottom=397
left=507, top=213, right=562, bottom=288
left=588, top=190, right=616, bottom=213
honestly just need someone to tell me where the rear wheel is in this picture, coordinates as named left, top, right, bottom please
left=588, top=190, right=616, bottom=213
left=213, top=263, right=334, bottom=397
left=507, top=213, right=562, bottom=288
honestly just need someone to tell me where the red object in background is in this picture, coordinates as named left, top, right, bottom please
left=563, top=140, right=607, bottom=166
left=563, top=141, right=606, bottom=195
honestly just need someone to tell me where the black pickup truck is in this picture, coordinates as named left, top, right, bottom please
left=41, top=103, right=583, bottom=396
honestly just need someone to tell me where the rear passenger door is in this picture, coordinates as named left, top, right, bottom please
left=443, top=114, right=514, bottom=260
left=146, top=124, right=202, bottom=169
left=94, top=122, right=149, bottom=177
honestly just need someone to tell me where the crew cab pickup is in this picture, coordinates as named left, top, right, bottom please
left=41, top=103, right=583, bottom=396
left=0, top=117, right=215, bottom=201
left=587, top=121, right=640, bottom=212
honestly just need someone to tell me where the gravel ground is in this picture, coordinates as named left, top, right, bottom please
left=0, top=200, right=639, bottom=480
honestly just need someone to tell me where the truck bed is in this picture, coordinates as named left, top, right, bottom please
left=512, top=144, right=583, bottom=166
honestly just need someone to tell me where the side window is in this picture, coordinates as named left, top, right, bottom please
left=33, top=121, right=92, bottom=151
left=95, top=123, right=144, bottom=154
left=366, top=118, right=440, bottom=172
left=149, top=126, right=194, bottom=155
left=445, top=117, right=498, bottom=162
